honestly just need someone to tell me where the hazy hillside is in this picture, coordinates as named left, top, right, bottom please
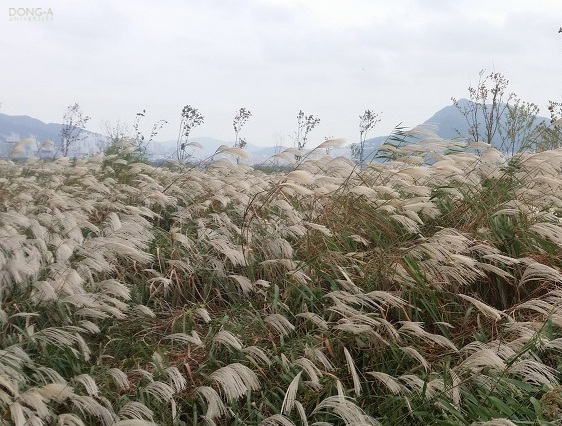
left=0, top=113, right=63, bottom=141
left=424, top=98, right=549, bottom=147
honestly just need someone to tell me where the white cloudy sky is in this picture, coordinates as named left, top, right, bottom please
left=2, top=0, right=562, bottom=146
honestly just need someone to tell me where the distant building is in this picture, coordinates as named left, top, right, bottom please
left=0, top=132, right=20, bottom=157
left=0, top=132, right=56, bottom=158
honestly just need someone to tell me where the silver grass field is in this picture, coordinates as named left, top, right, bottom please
left=3, top=132, right=562, bottom=425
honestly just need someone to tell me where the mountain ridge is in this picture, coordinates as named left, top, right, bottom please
left=0, top=100, right=552, bottom=160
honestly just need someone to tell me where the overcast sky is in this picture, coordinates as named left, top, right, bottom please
left=2, top=0, right=562, bottom=146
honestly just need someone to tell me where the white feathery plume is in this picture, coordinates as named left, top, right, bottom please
left=70, top=395, right=114, bottom=426
left=362, top=290, right=408, bottom=311
left=296, top=312, right=329, bottom=330
left=265, top=238, right=294, bottom=258
left=260, top=414, right=297, bottom=426
left=195, top=386, right=229, bottom=420
left=131, top=304, right=156, bottom=318
left=166, top=366, right=187, bottom=392
left=372, top=185, right=399, bottom=198
left=106, top=212, right=122, bottom=232
left=367, top=371, right=402, bottom=395
left=242, top=346, right=272, bottom=366
left=312, top=395, right=380, bottom=426
left=10, top=401, right=25, bottom=426
left=280, top=353, right=291, bottom=371
left=336, top=380, right=345, bottom=398
left=449, top=369, right=461, bottom=406
left=399, top=321, right=458, bottom=352
left=508, top=359, right=558, bottom=388
left=73, top=374, right=98, bottom=396
left=317, top=137, right=346, bottom=149
left=34, top=367, right=67, bottom=385
left=209, top=363, right=260, bottom=403
left=228, top=275, right=254, bottom=294
left=103, top=241, right=153, bottom=263
left=350, top=186, right=377, bottom=197
left=544, top=337, right=562, bottom=352
left=270, top=198, right=296, bottom=214
left=295, top=401, right=309, bottom=426
left=20, top=390, right=49, bottom=419
left=108, top=368, right=130, bottom=391
left=400, top=347, right=429, bottom=372
left=265, top=314, right=295, bottom=336
left=520, top=261, right=562, bottom=287
left=194, top=307, right=211, bottom=323
left=164, top=331, right=204, bottom=347
left=402, top=209, right=424, bottom=225
left=213, top=330, right=243, bottom=351
left=304, top=222, right=333, bottom=237
left=286, top=170, right=316, bottom=185
left=57, top=414, right=86, bottom=426
left=217, top=146, right=251, bottom=159
left=281, top=371, right=302, bottom=415
left=398, top=374, right=425, bottom=394
left=458, top=348, right=505, bottom=372
left=118, top=401, right=154, bottom=421
left=390, top=214, right=420, bottom=233
left=142, top=381, right=174, bottom=403
left=294, top=357, right=322, bottom=384
left=77, top=320, right=100, bottom=334
left=426, top=377, right=445, bottom=400
left=280, top=182, right=314, bottom=196
left=458, top=294, right=504, bottom=321
left=56, top=241, right=74, bottom=262
left=305, top=347, right=334, bottom=371
left=112, top=420, right=158, bottom=426
left=349, top=234, right=369, bottom=246
left=515, top=299, right=554, bottom=316
left=94, top=279, right=131, bottom=300
left=472, top=420, right=519, bottom=426
left=254, top=279, right=271, bottom=288
left=34, top=327, right=81, bottom=350
left=0, top=374, right=16, bottom=400
left=343, top=347, right=362, bottom=396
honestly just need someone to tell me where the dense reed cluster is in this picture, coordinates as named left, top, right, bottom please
left=2, top=130, right=562, bottom=425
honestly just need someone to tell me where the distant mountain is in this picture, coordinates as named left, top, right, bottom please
left=0, top=113, right=105, bottom=157
left=424, top=98, right=549, bottom=148
left=0, top=100, right=552, bottom=161
left=0, top=113, right=106, bottom=142
left=361, top=99, right=551, bottom=157
left=0, top=113, right=63, bottom=141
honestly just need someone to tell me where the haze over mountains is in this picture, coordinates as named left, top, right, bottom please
left=0, top=100, right=551, bottom=162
